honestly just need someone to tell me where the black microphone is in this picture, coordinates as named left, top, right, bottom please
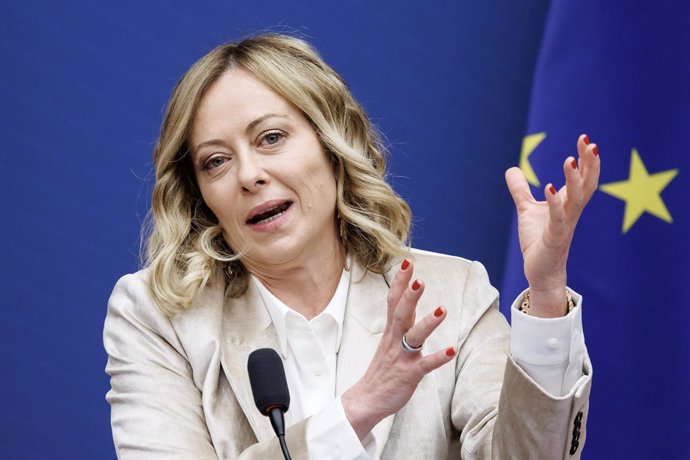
left=247, top=348, right=292, bottom=460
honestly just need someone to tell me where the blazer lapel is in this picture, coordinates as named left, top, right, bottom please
left=219, top=281, right=280, bottom=443
left=219, top=261, right=399, bottom=447
left=336, top=261, right=397, bottom=449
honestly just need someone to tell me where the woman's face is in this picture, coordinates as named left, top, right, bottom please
left=189, top=68, right=339, bottom=271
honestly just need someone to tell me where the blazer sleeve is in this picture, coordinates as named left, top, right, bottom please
left=450, top=261, right=592, bottom=459
left=103, top=273, right=311, bottom=459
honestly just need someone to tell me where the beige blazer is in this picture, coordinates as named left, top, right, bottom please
left=104, top=249, right=591, bottom=459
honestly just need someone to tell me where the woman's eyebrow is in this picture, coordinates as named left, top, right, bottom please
left=245, top=113, right=288, bottom=134
left=192, top=139, right=226, bottom=157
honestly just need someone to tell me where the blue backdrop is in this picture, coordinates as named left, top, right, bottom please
left=2, top=1, right=686, bottom=458
left=503, top=1, right=690, bottom=457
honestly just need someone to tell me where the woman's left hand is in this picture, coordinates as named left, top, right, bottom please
left=505, top=134, right=601, bottom=317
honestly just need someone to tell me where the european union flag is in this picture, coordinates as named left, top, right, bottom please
left=501, top=1, right=690, bottom=457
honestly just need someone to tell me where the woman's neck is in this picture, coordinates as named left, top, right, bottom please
left=249, top=241, right=346, bottom=320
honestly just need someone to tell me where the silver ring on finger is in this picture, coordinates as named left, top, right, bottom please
left=401, top=334, right=424, bottom=353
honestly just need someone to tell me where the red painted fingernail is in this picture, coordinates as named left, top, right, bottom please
left=582, top=135, right=590, bottom=145
left=549, top=184, right=557, bottom=195
left=593, top=145, right=599, bottom=156
left=571, top=159, right=577, bottom=169
left=401, top=258, right=410, bottom=270
left=434, top=306, right=444, bottom=317
left=412, top=280, right=421, bottom=291
left=445, top=347, right=456, bottom=357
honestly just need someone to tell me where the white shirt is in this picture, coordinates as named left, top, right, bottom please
left=253, top=271, right=376, bottom=459
left=253, top=272, right=585, bottom=460
left=510, top=288, right=586, bottom=396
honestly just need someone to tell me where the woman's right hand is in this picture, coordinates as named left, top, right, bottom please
left=341, top=259, right=457, bottom=439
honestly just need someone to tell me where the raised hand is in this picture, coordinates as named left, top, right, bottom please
left=505, top=134, right=601, bottom=317
left=341, top=259, right=455, bottom=439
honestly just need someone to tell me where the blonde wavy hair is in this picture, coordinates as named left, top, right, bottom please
left=144, top=33, right=411, bottom=316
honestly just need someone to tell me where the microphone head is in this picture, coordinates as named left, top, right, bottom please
left=247, top=348, right=290, bottom=414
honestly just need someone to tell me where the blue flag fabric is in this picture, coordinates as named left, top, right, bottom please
left=502, top=1, right=690, bottom=457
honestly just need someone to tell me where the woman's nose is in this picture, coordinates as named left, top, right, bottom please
left=237, top=153, right=269, bottom=193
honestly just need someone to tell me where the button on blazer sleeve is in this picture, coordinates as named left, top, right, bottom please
left=449, top=261, right=592, bottom=459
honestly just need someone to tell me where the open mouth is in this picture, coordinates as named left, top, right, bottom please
left=246, top=201, right=292, bottom=225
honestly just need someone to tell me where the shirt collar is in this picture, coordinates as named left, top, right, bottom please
left=252, top=268, right=350, bottom=359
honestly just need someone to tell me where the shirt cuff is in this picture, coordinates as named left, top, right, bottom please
left=307, top=397, right=378, bottom=460
left=510, top=287, right=586, bottom=396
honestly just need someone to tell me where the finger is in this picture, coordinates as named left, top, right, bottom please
left=545, top=183, right=568, bottom=242
left=576, top=133, right=589, bottom=158
left=418, top=346, right=457, bottom=374
left=505, top=167, right=536, bottom=209
left=563, top=156, right=584, bottom=217
left=392, top=279, right=424, bottom=336
left=386, top=258, right=414, bottom=326
left=402, top=306, right=446, bottom=350
left=580, top=142, right=601, bottom=197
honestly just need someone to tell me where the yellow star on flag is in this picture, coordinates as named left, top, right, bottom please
left=519, top=132, right=545, bottom=187
left=599, top=148, right=679, bottom=233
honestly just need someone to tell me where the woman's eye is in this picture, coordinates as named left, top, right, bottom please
left=204, top=156, right=228, bottom=170
left=260, top=130, right=286, bottom=146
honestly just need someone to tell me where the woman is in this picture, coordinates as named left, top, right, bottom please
left=104, top=33, right=599, bottom=459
